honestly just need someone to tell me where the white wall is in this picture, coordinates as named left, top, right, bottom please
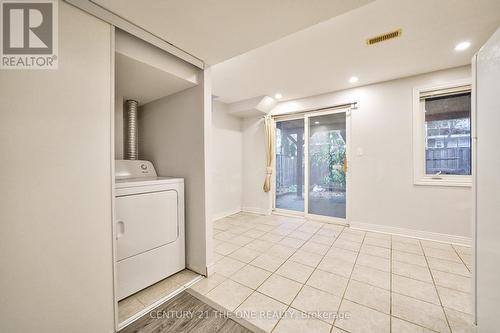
left=139, top=75, right=210, bottom=275
left=0, top=3, right=115, bottom=332
left=243, top=66, right=473, bottom=240
left=475, top=28, right=500, bottom=331
left=114, top=29, right=199, bottom=160
left=115, top=92, right=124, bottom=159
left=115, top=28, right=199, bottom=84
left=211, top=101, right=243, bottom=219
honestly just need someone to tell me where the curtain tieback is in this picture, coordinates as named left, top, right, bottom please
left=266, top=167, right=273, bottom=175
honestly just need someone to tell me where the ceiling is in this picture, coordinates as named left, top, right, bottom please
left=211, top=0, right=500, bottom=103
left=114, top=28, right=199, bottom=105
left=116, top=53, right=196, bottom=105
left=92, top=0, right=373, bottom=65
left=93, top=0, right=500, bottom=105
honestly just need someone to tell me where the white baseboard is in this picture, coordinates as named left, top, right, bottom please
left=211, top=207, right=242, bottom=221
left=350, top=221, right=472, bottom=246
left=206, top=262, right=215, bottom=277
left=241, top=206, right=271, bottom=215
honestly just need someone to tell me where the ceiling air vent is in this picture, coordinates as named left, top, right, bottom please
left=366, top=29, right=402, bottom=45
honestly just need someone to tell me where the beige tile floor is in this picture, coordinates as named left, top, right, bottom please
left=118, top=269, right=200, bottom=323
left=190, top=212, right=475, bottom=333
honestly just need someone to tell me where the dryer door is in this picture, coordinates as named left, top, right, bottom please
left=116, top=190, right=178, bottom=261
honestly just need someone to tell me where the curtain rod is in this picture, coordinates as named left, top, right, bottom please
left=267, top=102, right=357, bottom=119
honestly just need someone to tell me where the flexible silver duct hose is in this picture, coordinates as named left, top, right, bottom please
left=124, top=100, right=139, bottom=160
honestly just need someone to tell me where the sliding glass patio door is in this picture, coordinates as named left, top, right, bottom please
left=274, top=108, right=349, bottom=222
left=307, top=112, right=347, bottom=219
left=275, top=118, right=305, bottom=212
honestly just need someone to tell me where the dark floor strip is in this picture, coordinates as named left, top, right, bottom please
left=119, top=291, right=253, bottom=333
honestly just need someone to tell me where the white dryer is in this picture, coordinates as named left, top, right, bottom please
left=114, top=160, right=185, bottom=300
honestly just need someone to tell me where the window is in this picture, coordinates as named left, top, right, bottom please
left=413, top=81, right=472, bottom=186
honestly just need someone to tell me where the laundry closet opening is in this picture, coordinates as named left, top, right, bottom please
left=112, top=28, right=209, bottom=329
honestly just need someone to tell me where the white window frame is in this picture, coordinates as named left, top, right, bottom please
left=412, top=79, right=472, bottom=187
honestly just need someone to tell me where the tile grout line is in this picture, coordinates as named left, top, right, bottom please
left=391, top=317, right=441, bottom=333
left=347, top=241, right=443, bottom=333
left=419, top=239, right=453, bottom=333
left=213, top=214, right=473, bottom=333
left=224, top=222, right=398, bottom=331
left=222, top=217, right=318, bottom=332
left=264, top=220, right=337, bottom=332
left=390, top=249, right=472, bottom=279
left=275, top=226, right=351, bottom=332
left=451, top=244, right=472, bottom=273
left=331, top=229, right=367, bottom=332
left=390, top=290, right=462, bottom=309
left=390, top=269, right=470, bottom=290
left=271, top=223, right=346, bottom=332
left=217, top=219, right=471, bottom=301
left=208, top=217, right=289, bottom=295
left=217, top=216, right=297, bottom=256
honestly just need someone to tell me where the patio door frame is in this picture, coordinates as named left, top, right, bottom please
left=272, top=106, right=352, bottom=225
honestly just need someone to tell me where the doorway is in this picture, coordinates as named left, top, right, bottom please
left=273, top=108, right=350, bottom=223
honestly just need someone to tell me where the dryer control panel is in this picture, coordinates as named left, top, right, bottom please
left=115, top=160, right=158, bottom=179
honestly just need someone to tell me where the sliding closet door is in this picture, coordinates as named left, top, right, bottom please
left=307, top=112, right=347, bottom=219
left=0, top=3, right=114, bottom=332
left=275, top=119, right=305, bottom=213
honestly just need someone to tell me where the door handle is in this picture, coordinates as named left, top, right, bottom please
left=116, top=221, right=125, bottom=239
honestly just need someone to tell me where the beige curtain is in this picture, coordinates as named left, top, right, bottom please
left=263, top=115, right=275, bottom=192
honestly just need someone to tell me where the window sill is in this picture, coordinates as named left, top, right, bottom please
left=414, top=177, right=472, bottom=188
